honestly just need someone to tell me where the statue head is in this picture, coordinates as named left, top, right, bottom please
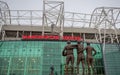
left=77, top=40, right=82, bottom=44
left=67, top=41, right=71, bottom=44
left=87, top=42, right=90, bottom=45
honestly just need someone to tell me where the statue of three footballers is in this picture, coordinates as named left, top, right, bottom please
left=62, top=41, right=96, bottom=75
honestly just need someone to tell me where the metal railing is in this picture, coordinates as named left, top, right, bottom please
left=2, top=10, right=91, bottom=28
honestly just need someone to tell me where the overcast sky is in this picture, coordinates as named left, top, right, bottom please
left=2, top=0, right=120, bottom=14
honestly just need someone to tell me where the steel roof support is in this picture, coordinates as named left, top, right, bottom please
left=42, top=0, right=64, bottom=39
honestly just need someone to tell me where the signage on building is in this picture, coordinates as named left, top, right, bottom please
left=22, top=35, right=82, bottom=41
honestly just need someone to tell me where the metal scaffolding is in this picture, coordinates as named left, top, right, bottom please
left=0, top=1, right=120, bottom=43
left=42, top=0, right=64, bottom=38
left=0, top=1, right=11, bottom=40
left=89, top=7, right=120, bottom=43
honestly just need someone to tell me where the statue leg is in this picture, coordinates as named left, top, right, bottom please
left=90, top=58, right=95, bottom=74
left=77, top=58, right=80, bottom=74
left=87, top=58, right=91, bottom=74
left=71, top=55, right=74, bottom=74
left=82, top=60, right=85, bottom=75
left=66, top=56, right=70, bottom=75
left=65, top=65, right=69, bottom=75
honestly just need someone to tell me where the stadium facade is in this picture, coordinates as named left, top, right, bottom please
left=0, top=0, right=120, bottom=75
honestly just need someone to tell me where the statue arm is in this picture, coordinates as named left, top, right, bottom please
left=78, top=45, right=85, bottom=53
left=71, top=44, right=77, bottom=49
left=79, top=45, right=85, bottom=52
left=93, top=48, right=97, bottom=56
left=62, top=47, right=67, bottom=56
left=63, top=47, right=66, bottom=52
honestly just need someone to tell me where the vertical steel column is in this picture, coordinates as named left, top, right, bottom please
left=71, top=13, right=75, bottom=27
left=17, top=11, right=20, bottom=25
left=42, top=0, right=45, bottom=36
left=95, top=33, right=99, bottom=43
left=16, top=31, right=19, bottom=38
left=83, top=33, right=86, bottom=42
left=30, top=10, right=32, bottom=26
left=102, top=20, right=107, bottom=75
left=2, top=31, right=5, bottom=40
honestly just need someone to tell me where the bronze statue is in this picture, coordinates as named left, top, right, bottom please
left=62, top=41, right=76, bottom=75
left=84, top=42, right=96, bottom=74
left=76, top=41, right=85, bottom=75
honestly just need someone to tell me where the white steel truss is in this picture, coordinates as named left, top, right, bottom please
left=0, top=1, right=11, bottom=40
left=89, top=7, right=120, bottom=43
left=42, top=0, right=64, bottom=38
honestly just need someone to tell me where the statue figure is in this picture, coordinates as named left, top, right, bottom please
left=84, top=42, right=96, bottom=74
left=62, top=41, right=76, bottom=75
left=76, top=41, right=85, bottom=75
